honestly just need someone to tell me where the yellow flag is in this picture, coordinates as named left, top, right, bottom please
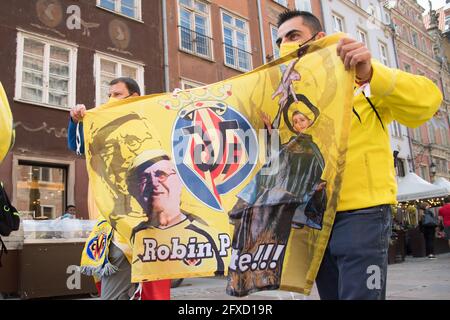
left=0, top=83, right=14, bottom=163
left=83, top=33, right=354, bottom=295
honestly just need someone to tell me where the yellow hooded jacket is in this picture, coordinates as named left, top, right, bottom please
left=337, top=60, right=443, bottom=211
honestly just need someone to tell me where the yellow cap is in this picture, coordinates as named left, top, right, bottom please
left=128, top=149, right=170, bottom=171
left=288, top=100, right=317, bottom=123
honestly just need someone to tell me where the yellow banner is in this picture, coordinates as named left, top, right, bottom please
left=0, top=83, right=14, bottom=164
left=83, top=33, right=354, bottom=295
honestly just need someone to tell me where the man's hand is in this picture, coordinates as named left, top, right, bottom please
left=337, top=37, right=373, bottom=82
left=70, top=104, right=86, bottom=123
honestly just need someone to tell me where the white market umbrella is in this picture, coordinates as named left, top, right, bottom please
left=397, top=172, right=449, bottom=202
left=433, top=177, right=450, bottom=193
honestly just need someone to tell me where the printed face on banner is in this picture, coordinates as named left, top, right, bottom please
left=89, top=114, right=156, bottom=201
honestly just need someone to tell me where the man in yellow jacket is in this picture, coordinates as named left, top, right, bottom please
left=276, top=10, right=443, bottom=299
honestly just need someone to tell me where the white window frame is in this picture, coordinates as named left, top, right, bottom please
left=38, top=166, right=53, bottom=183
left=14, top=30, right=78, bottom=111
left=177, top=0, right=213, bottom=60
left=221, top=10, right=253, bottom=72
left=411, top=30, right=419, bottom=48
left=270, top=24, right=280, bottom=60
left=273, top=0, right=288, bottom=7
left=295, top=0, right=312, bottom=12
left=428, top=123, right=436, bottom=144
left=391, top=120, right=402, bottom=138
left=413, top=127, right=422, bottom=141
left=94, top=52, right=145, bottom=106
left=40, top=205, right=56, bottom=219
left=378, top=41, right=389, bottom=66
left=382, top=7, right=390, bottom=24
left=180, top=78, right=205, bottom=89
left=332, top=14, right=345, bottom=33
left=356, top=28, right=368, bottom=47
left=96, top=0, right=142, bottom=21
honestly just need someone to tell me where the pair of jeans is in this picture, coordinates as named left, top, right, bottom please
left=315, top=205, right=392, bottom=300
left=422, top=225, right=435, bottom=256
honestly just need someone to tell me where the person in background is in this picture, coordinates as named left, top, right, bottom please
left=438, top=196, right=450, bottom=249
left=61, top=205, right=77, bottom=219
left=419, top=202, right=437, bottom=259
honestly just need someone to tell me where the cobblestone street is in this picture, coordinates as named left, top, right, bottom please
left=171, top=253, right=450, bottom=300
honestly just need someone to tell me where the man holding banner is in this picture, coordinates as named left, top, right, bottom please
left=274, top=10, right=442, bottom=299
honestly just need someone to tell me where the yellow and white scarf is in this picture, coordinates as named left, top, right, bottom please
left=80, top=217, right=117, bottom=277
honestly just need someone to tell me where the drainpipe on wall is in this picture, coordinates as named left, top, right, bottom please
left=162, top=0, right=170, bottom=92
left=256, top=0, right=267, bottom=65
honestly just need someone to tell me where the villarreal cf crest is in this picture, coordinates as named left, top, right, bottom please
left=165, top=85, right=258, bottom=211
left=86, top=223, right=109, bottom=261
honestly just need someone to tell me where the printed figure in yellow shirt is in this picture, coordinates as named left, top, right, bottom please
left=126, top=150, right=230, bottom=281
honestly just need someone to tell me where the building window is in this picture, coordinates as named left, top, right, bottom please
left=428, top=124, right=436, bottom=143
left=15, top=32, right=77, bottom=109
left=332, top=14, right=345, bottom=32
left=351, top=0, right=362, bottom=7
left=356, top=29, right=368, bottom=46
left=402, top=25, right=409, bottom=41
left=396, top=158, right=406, bottom=177
left=404, top=64, right=411, bottom=73
left=180, top=78, right=204, bottom=89
left=16, top=163, right=67, bottom=219
left=178, top=0, right=213, bottom=59
left=221, top=11, right=252, bottom=72
left=382, top=7, right=391, bottom=24
left=391, top=120, right=402, bottom=138
left=94, top=53, right=144, bottom=106
left=411, top=31, right=419, bottom=48
left=367, top=4, right=376, bottom=17
left=270, top=25, right=280, bottom=60
left=274, top=0, right=288, bottom=7
left=436, top=158, right=448, bottom=174
left=295, top=0, right=312, bottom=12
left=98, top=0, right=142, bottom=20
left=420, top=165, right=429, bottom=181
left=421, top=38, right=428, bottom=53
left=440, top=128, right=449, bottom=146
left=413, top=126, right=422, bottom=141
left=445, top=15, right=450, bottom=32
left=378, top=41, right=389, bottom=66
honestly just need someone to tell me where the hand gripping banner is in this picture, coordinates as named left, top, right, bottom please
left=83, top=33, right=354, bottom=296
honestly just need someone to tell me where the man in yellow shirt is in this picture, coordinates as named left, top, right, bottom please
left=276, top=10, right=442, bottom=299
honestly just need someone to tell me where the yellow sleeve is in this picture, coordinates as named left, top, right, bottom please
left=368, top=60, right=443, bottom=128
